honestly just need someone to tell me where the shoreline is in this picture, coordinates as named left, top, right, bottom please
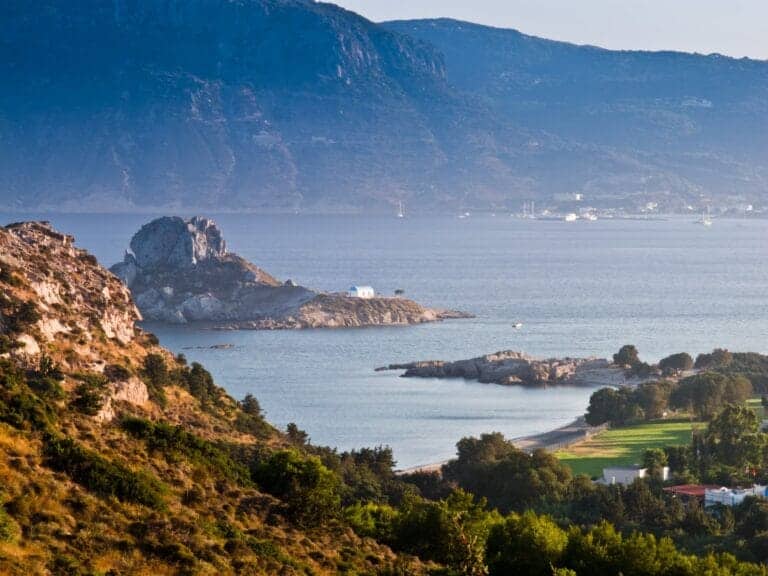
left=395, top=416, right=606, bottom=475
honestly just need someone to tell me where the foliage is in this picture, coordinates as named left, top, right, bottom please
left=251, top=449, right=341, bottom=527
left=43, top=434, right=165, bottom=508
left=659, top=352, right=694, bottom=375
left=443, top=433, right=572, bottom=513
left=121, top=416, right=252, bottom=485
left=486, top=511, right=567, bottom=576
left=671, top=372, right=752, bottom=420
left=695, top=348, right=733, bottom=370
left=69, top=372, right=108, bottom=415
left=392, top=490, right=498, bottom=574
left=0, top=359, right=56, bottom=431
left=613, top=345, right=640, bottom=367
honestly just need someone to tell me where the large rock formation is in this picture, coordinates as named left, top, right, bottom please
left=111, top=216, right=469, bottom=328
left=377, top=350, right=655, bottom=388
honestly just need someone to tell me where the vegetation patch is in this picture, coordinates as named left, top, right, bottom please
left=121, top=416, right=252, bottom=486
left=42, top=434, right=165, bottom=509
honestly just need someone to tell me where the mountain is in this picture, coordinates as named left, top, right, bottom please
left=384, top=19, right=768, bottom=210
left=2, top=2, right=767, bottom=213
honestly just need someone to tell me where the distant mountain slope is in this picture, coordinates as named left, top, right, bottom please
left=1, top=2, right=767, bottom=213
left=384, top=19, right=768, bottom=209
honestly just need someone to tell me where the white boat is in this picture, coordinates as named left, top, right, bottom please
left=458, top=212, right=470, bottom=219
left=584, top=213, right=598, bottom=221
left=513, top=322, right=523, bottom=329
left=699, top=207, right=713, bottom=226
left=397, top=200, right=405, bottom=219
left=564, top=213, right=578, bottom=222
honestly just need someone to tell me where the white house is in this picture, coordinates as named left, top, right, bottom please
left=347, top=285, right=375, bottom=299
left=705, top=485, right=767, bottom=507
left=601, top=465, right=670, bottom=486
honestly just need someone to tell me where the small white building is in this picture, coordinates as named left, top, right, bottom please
left=601, top=466, right=670, bottom=486
left=347, top=285, right=375, bottom=299
left=705, top=485, right=767, bottom=507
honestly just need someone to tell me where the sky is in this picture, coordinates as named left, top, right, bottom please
left=332, top=0, right=768, bottom=60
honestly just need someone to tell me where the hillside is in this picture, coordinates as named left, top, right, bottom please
left=2, top=2, right=767, bottom=214
left=0, top=221, right=427, bottom=574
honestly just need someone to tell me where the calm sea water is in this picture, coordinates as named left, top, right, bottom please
left=3, top=213, right=767, bottom=467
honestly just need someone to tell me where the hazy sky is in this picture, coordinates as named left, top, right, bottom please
left=332, top=0, right=768, bottom=59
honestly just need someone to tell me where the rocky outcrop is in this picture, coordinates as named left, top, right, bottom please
left=1, top=221, right=141, bottom=363
left=111, top=217, right=470, bottom=329
left=377, top=350, right=652, bottom=388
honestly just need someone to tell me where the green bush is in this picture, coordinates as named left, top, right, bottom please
left=121, top=416, right=252, bottom=486
left=252, top=449, right=341, bottom=527
left=43, top=434, right=165, bottom=509
left=70, top=373, right=108, bottom=415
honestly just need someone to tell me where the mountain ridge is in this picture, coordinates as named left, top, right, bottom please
left=2, top=1, right=767, bottom=213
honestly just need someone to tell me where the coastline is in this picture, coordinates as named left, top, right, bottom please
left=395, top=416, right=606, bottom=475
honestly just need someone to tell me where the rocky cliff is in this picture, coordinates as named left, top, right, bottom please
left=378, top=350, right=654, bottom=388
left=111, top=216, right=468, bottom=328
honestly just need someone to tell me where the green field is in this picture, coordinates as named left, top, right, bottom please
left=555, top=418, right=703, bottom=478
left=747, top=397, right=766, bottom=420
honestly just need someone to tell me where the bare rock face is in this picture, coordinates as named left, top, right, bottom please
left=131, top=216, right=226, bottom=272
left=112, top=216, right=470, bottom=329
left=377, top=350, right=652, bottom=388
left=0, top=221, right=141, bottom=367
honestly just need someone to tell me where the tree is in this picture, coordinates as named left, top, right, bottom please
left=694, top=348, right=733, bottom=370
left=642, top=448, right=668, bottom=478
left=670, top=372, right=753, bottom=420
left=704, top=404, right=764, bottom=471
left=635, top=381, right=674, bottom=420
left=613, top=345, right=640, bottom=367
left=240, top=393, right=262, bottom=417
left=252, top=449, right=341, bottom=527
left=659, top=352, right=694, bottom=375
left=443, top=434, right=572, bottom=512
left=486, top=511, right=567, bottom=576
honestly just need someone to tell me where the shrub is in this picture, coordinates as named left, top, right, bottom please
left=121, top=417, right=252, bottom=486
left=43, top=434, right=165, bottom=508
left=252, top=449, right=341, bottom=527
left=70, top=373, right=108, bottom=415
left=104, top=364, right=131, bottom=382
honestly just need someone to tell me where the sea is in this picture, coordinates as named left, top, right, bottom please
left=3, top=212, right=767, bottom=468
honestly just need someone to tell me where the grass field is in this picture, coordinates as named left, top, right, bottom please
left=555, top=418, right=704, bottom=478
left=747, top=397, right=766, bottom=420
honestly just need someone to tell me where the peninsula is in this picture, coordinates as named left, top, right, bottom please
left=111, top=216, right=469, bottom=329
left=377, top=349, right=655, bottom=388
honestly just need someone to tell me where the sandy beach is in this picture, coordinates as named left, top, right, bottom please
left=395, top=416, right=607, bottom=475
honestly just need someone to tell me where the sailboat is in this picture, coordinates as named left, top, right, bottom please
left=699, top=207, right=713, bottom=227
left=397, top=200, right=405, bottom=219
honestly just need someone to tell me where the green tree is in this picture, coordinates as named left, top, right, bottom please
left=614, top=345, right=640, bottom=367
left=670, top=373, right=753, bottom=420
left=252, top=449, right=341, bottom=527
left=659, top=352, right=694, bottom=375
left=486, top=511, right=567, bottom=576
left=642, top=448, right=668, bottom=478
left=443, top=434, right=572, bottom=512
left=704, top=404, right=764, bottom=471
